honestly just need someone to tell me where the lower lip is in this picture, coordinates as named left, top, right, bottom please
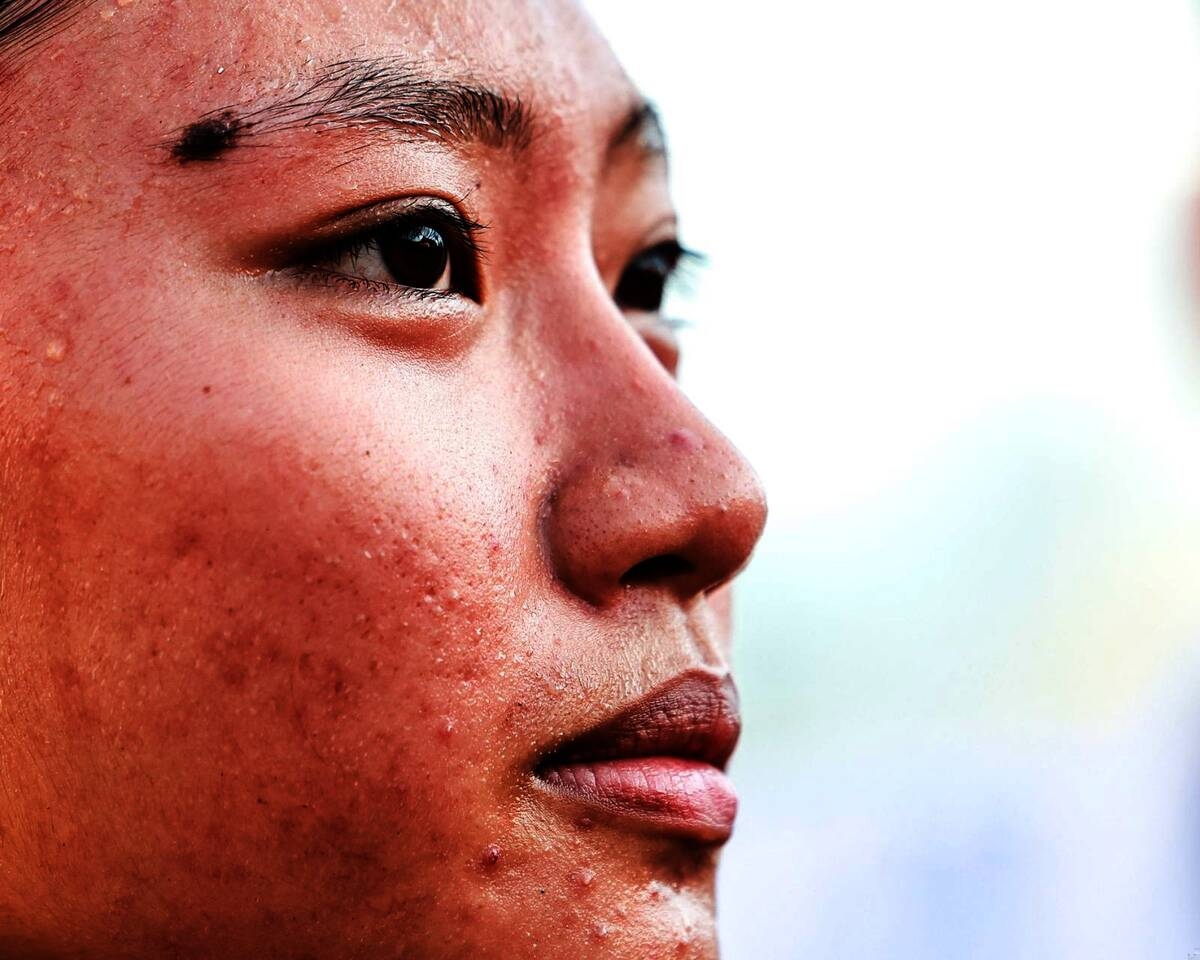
left=537, top=757, right=737, bottom=843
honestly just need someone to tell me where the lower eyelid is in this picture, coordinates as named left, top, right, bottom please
left=273, top=266, right=462, bottom=309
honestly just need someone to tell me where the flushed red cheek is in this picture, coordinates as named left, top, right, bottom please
left=6, top=404, right=541, bottom=913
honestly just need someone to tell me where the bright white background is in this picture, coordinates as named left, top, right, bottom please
left=589, top=2, right=1200, bottom=957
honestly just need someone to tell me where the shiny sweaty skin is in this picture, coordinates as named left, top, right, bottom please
left=0, top=2, right=766, bottom=957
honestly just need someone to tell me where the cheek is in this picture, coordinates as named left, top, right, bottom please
left=3, top=317, right=550, bottom=924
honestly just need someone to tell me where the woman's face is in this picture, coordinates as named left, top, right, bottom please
left=0, top=1, right=766, bottom=957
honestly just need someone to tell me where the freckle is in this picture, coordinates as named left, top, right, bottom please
left=50, top=661, right=81, bottom=689
left=201, top=385, right=212, bottom=395
left=480, top=844, right=502, bottom=871
left=122, top=375, right=133, bottom=386
left=220, top=663, right=247, bottom=688
left=44, top=338, right=67, bottom=363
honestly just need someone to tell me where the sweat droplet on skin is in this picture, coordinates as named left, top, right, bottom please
left=589, top=921, right=612, bottom=942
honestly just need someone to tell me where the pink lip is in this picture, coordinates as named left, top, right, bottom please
left=535, top=671, right=741, bottom=843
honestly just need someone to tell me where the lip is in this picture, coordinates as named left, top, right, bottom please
left=534, top=670, right=741, bottom=844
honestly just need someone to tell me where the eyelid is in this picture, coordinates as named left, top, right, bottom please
left=265, top=194, right=489, bottom=305
left=289, top=196, right=486, bottom=264
left=244, top=194, right=486, bottom=269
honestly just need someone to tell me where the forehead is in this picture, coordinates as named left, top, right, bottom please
left=7, top=0, right=635, bottom=160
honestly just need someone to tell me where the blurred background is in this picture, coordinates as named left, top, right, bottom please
left=587, top=2, right=1200, bottom=957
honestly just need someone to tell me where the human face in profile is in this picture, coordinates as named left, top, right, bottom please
left=0, top=1, right=766, bottom=956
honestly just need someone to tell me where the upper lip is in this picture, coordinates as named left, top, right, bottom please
left=535, top=670, right=741, bottom=774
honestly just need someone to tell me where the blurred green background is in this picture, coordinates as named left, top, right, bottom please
left=588, top=1, right=1200, bottom=956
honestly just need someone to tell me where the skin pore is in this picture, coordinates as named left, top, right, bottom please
left=0, top=1, right=766, bottom=958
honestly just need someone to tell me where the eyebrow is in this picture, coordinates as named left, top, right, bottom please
left=169, top=57, right=535, bottom=164
left=0, top=0, right=93, bottom=77
left=609, top=100, right=667, bottom=164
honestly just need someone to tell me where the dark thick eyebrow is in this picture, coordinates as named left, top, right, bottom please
left=169, top=57, right=534, bottom=164
left=0, top=0, right=95, bottom=77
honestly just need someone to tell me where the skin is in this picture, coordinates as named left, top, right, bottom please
left=0, top=1, right=766, bottom=957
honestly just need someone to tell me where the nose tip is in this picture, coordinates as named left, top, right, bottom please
left=545, top=424, right=767, bottom=607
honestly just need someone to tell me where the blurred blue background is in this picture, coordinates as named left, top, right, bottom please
left=588, top=2, right=1200, bottom=956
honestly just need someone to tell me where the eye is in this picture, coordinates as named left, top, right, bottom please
left=614, top=239, right=693, bottom=313
left=304, top=201, right=484, bottom=302
left=377, top=221, right=452, bottom=290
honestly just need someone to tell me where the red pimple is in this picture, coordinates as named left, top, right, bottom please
left=668, top=428, right=703, bottom=453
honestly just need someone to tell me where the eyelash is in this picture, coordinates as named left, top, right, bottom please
left=299, top=200, right=487, bottom=303
left=293, top=201, right=700, bottom=317
left=614, top=240, right=702, bottom=314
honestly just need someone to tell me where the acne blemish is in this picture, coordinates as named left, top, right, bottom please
left=480, top=844, right=502, bottom=872
left=171, top=112, right=244, bottom=163
left=568, top=867, right=595, bottom=891
left=667, top=428, right=704, bottom=454
left=44, top=338, right=67, bottom=363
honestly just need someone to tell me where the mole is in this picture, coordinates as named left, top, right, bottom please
left=171, top=112, right=244, bottom=163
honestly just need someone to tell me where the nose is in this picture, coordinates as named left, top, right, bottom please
left=543, top=313, right=767, bottom=608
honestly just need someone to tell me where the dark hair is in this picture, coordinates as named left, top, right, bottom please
left=0, top=0, right=90, bottom=69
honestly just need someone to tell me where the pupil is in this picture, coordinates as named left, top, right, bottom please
left=381, top=223, right=449, bottom=289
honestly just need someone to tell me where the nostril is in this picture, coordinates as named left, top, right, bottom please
left=620, top=554, right=695, bottom=588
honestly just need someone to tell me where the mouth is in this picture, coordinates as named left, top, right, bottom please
left=533, top=670, right=741, bottom=844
